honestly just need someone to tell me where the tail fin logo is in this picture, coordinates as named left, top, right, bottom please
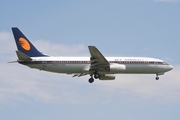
left=18, top=38, right=30, bottom=51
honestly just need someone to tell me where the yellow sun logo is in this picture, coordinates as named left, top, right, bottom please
left=19, top=38, right=30, bottom=51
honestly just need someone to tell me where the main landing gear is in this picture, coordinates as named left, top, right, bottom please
left=89, top=77, right=94, bottom=83
left=88, top=73, right=100, bottom=83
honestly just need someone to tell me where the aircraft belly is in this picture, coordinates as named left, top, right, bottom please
left=124, top=64, right=153, bottom=74
left=26, top=63, right=90, bottom=74
left=26, top=64, right=42, bottom=70
left=123, top=64, right=168, bottom=74
left=58, top=64, right=88, bottom=73
left=99, top=64, right=153, bottom=74
left=44, top=64, right=89, bottom=73
left=24, top=63, right=168, bottom=75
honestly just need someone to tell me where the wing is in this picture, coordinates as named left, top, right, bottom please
left=88, top=46, right=110, bottom=73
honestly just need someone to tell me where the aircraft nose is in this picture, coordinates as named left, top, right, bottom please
left=168, top=65, right=173, bottom=71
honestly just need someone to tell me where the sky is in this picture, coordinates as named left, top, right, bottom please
left=0, top=0, right=180, bottom=120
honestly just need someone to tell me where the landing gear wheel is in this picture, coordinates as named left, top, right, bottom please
left=156, top=77, right=159, bottom=80
left=94, top=73, right=100, bottom=79
left=89, top=78, right=94, bottom=83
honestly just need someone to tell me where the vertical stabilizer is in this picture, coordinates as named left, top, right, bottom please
left=12, top=27, right=47, bottom=57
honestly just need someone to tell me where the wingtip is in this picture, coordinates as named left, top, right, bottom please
left=8, top=61, right=18, bottom=63
left=88, top=45, right=95, bottom=48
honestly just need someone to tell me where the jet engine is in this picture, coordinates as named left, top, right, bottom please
left=99, top=74, right=115, bottom=80
left=110, top=64, right=126, bottom=73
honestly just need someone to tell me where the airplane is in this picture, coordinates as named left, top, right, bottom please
left=11, top=27, right=173, bottom=83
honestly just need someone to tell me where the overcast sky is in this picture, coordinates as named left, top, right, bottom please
left=0, top=0, right=180, bottom=120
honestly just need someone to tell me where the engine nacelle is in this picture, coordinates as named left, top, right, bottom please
left=110, top=64, right=126, bottom=73
left=99, top=74, right=115, bottom=80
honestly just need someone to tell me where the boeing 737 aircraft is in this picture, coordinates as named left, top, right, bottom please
left=11, top=27, right=173, bottom=83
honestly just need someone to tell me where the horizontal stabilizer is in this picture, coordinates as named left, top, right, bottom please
left=16, top=50, right=32, bottom=60
left=8, top=61, right=18, bottom=63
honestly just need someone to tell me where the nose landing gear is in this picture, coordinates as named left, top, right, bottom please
left=156, top=76, right=159, bottom=80
left=155, top=73, right=164, bottom=80
left=156, top=74, right=159, bottom=80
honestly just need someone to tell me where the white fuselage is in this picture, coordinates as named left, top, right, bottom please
left=19, top=56, right=173, bottom=75
left=11, top=27, right=173, bottom=82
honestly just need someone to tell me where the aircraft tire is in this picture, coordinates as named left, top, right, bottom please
left=156, top=77, right=159, bottom=80
left=89, top=78, right=94, bottom=83
left=94, top=73, right=100, bottom=79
